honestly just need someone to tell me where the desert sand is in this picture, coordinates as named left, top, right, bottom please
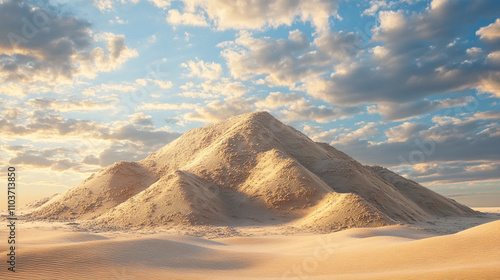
left=3, top=111, right=499, bottom=279
left=1, top=214, right=499, bottom=280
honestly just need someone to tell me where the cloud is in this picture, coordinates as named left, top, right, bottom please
left=136, top=102, right=198, bottom=111
left=93, top=0, right=172, bottom=12
left=0, top=0, right=137, bottom=96
left=314, top=30, right=364, bottom=61
left=166, top=9, right=209, bottom=27
left=407, top=161, right=500, bottom=184
left=384, top=122, right=426, bottom=143
left=302, top=113, right=500, bottom=170
left=305, top=1, right=500, bottom=104
left=0, top=110, right=181, bottom=148
left=1, top=110, right=182, bottom=171
left=367, top=97, right=472, bottom=121
left=472, top=110, right=500, bottom=120
left=279, top=99, right=362, bottom=123
left=222, top=30, right=326, bottom=86
left=8, top=148, right=80, bottom=171
left=169, top=0, right=338, bottom=31
left=362, top=1, right=392, bottom=17
left=255, top=92, right=302, bottom=109
left=178, top=78, right=248, bottom=98
left=97, top=142, right=151, bottom=166
left=82, top=155, right=100, bottom=165
left=27, top=97, right=113, bottom=112
left=476, top=18, right=500, bottom=41
left=85, top=32, right=138, bottom=75
left=181, top=60, right=222, bottom=80
left=184, top=97, right=253, bottom=124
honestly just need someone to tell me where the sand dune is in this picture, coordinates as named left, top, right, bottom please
left=2, top=219, right=499, bottom=279
left=29, top=112, right=478, bottom=231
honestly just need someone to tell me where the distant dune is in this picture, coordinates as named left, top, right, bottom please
left=29, top=111, right=478, bottom=231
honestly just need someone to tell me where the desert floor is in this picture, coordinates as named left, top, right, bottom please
left=1, top=208, right=500, bottom=280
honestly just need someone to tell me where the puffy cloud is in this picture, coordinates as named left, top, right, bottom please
left=367, top=97, right=472, bottom=121
left=1, top=110, right=182, bottom=171
left=93, top=0, right=114, bottom=11
left=83, top=32, right=138, bottom=75
left=407, top=161, right=500, bottom=185
left=198, top=79, right=248, bottom=97
left=178, top=78, right=248, bottom=98
left=384, top=122, right=426, bottom=143
left=93, top=0, right=172, bottom=11
left=152, top=79, right=173, bottom=89
left=82, top=78, right=172, bottom=98
left=222, top=30, right=327, bottom=86
left=305, top=1, right=500, bottom=105
left=0, top=110, right=180, bottom=147
left=166, top=9, right=208, bottom=27
left=96, top=0, right=339, bottom=30
left=314, top=30, right=364, bottom=61
left=8, top=148, right=81, bottom=171
left=181, top=60, right=222, bottom=80
left=362, top=1, right=392, bottom=17
left=279, top=99, right=362, bottom=123
left=255, top=92, right=302, bottom=109
left=136, top=102, right=198, bottom=111
left=27, top=98, right=113, bottom=112
left=476, top=18, right=500, bottom=41
left=303, top=113, right=500, bottom=170
left=97, top=142, right=151, bottom=166
left=472, top=111, right=500, bottom=120
left=184, top=97, right=253, bottom=123
left=0, top=0, right=137, bottom=96
left=172, top=0, right=338, bottom=31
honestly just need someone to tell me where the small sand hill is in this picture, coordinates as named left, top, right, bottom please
left=293, top=193, right=394, bottom=230
left=31, top=111, right=478, bottom=230
left=30, top=161, right=157, bottom=220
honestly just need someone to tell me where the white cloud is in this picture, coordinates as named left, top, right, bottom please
left=93, top=0, right=172, bottom=11
left=385, top=122, right=425, bottom=143
left=255, top=92, right=302, bottom=109
left=184, top=97, right=253, bottom=124
left=362, top=0, right=392, bottom=16
left=136, top=102, right=198, bottom=111
left=166, top=9, right=209, bottom=27
left=181, top=60, right=222, bottom=80
left=0, top=2, right=137, bottom=95
left=367, top=97, right=472, bottom=121
left=476, top=18, right=500, bottom=41
left=174, top=0, right=338, bottom=31
left=27, top=98, right=113, bottom=112
left=279, top=98, right=361, bottom=123
left=85, top=32, right=139, bottom=75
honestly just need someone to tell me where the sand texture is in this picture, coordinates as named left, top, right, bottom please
left=1, top=218, right=499, bottom=280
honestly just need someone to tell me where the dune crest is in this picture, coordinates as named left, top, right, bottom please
left=30, top=111, right=478, bottom=230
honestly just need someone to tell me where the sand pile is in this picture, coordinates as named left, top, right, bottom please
left=30, top=111, right=478, bottom=230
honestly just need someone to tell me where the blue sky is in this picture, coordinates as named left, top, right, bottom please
left=1, top=0, right=500, bottom=208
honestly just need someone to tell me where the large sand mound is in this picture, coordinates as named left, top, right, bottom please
left=30, top=111, right=478, bottom=230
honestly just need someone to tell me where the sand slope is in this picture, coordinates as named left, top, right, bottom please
left=2, top=220, right=499, bottom=280
left=30, top=111, right=478, bottom=230
left=31, top=161, right=157, bottom=220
